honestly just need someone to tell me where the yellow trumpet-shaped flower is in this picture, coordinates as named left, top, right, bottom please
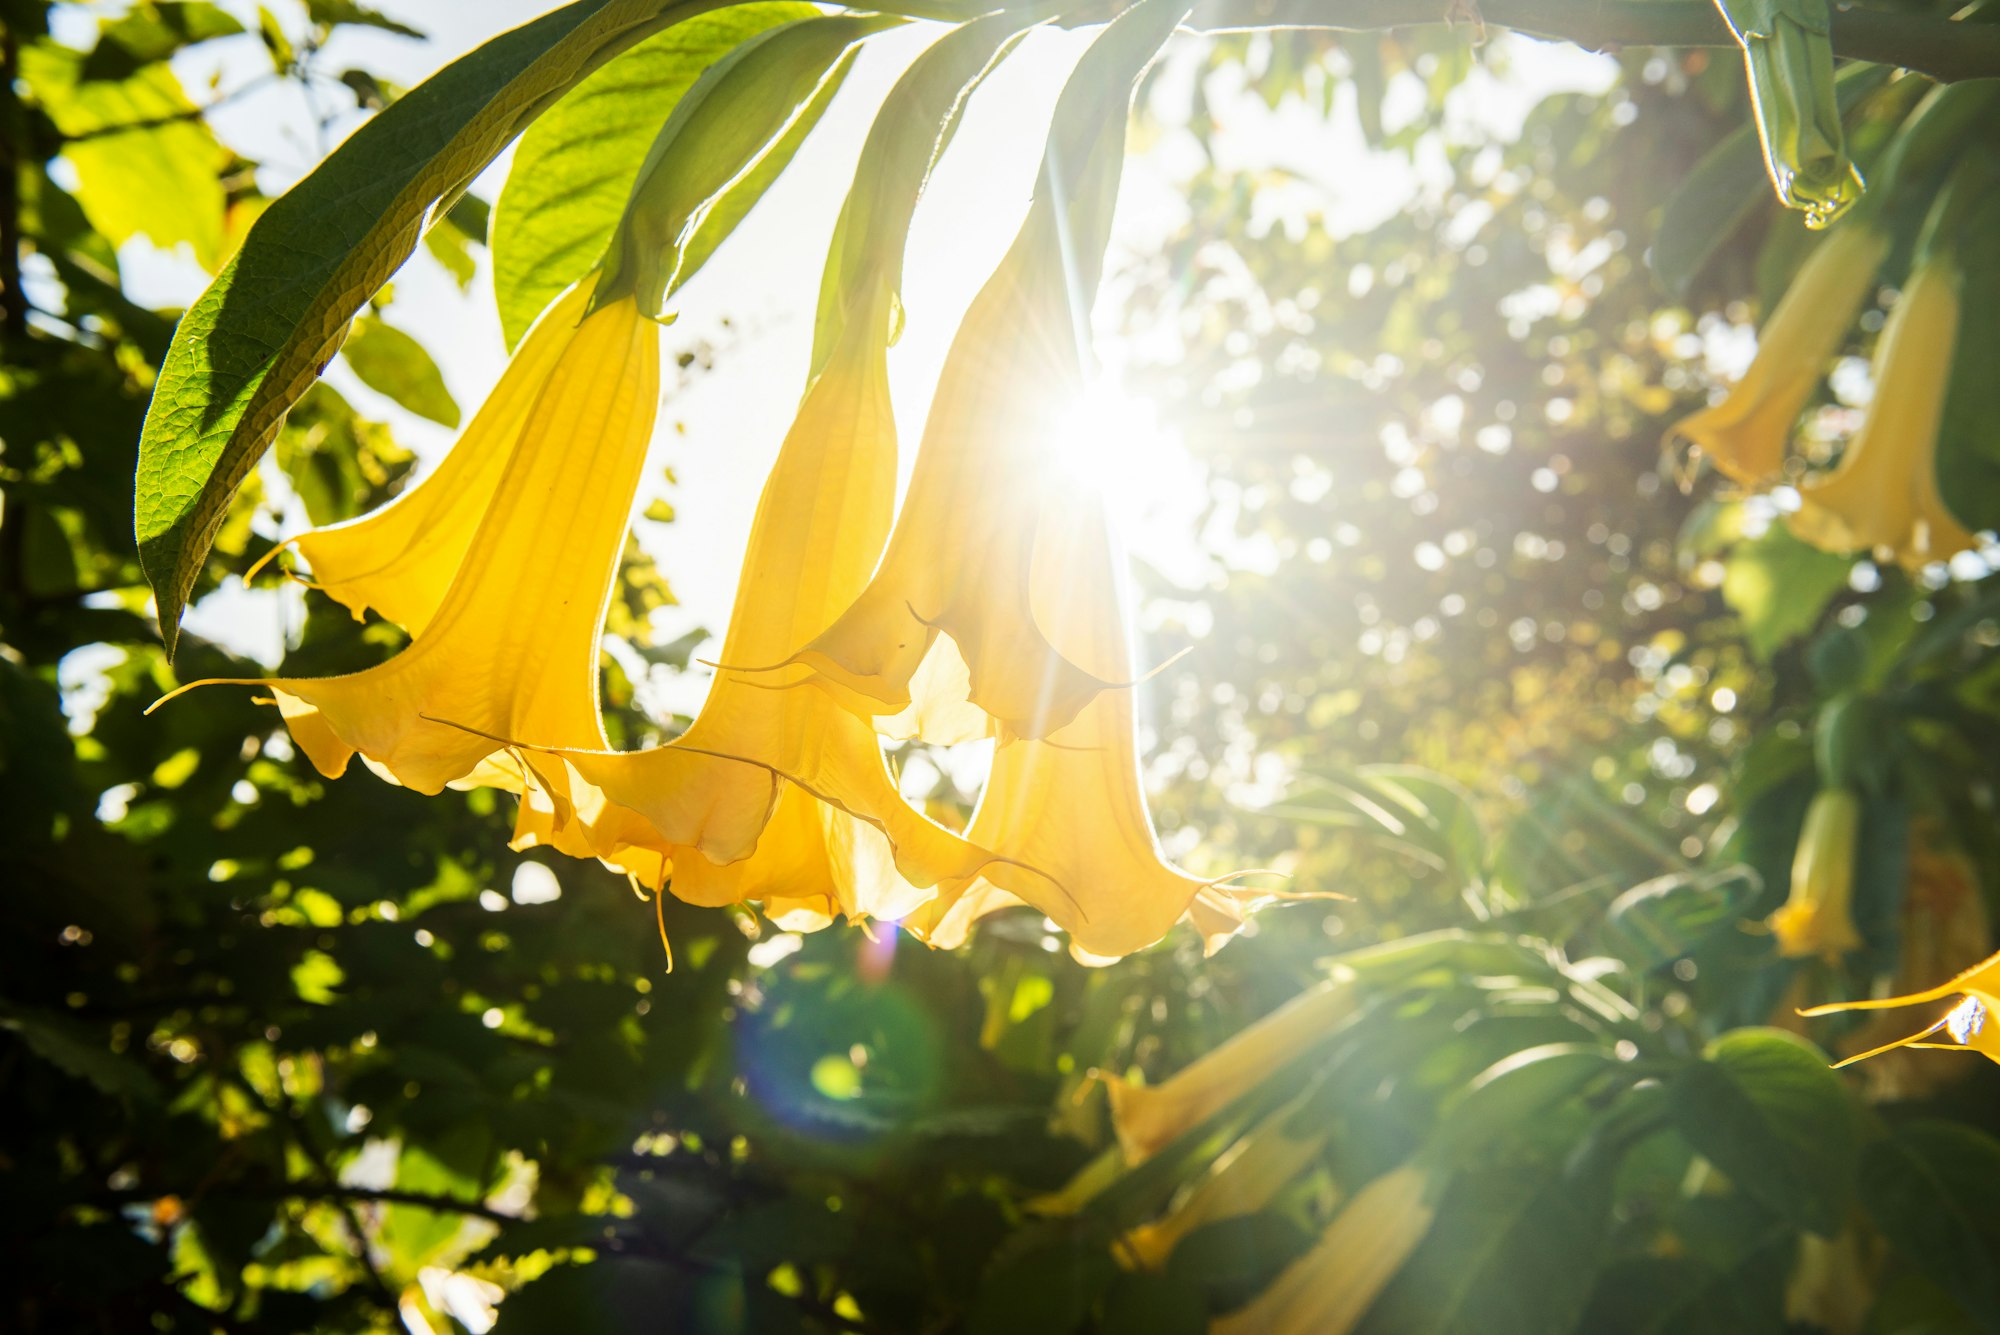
left=1769, top=787, right=1864, bottom=961
left=529, top=307, right=1001, bottom=924
left=1801, top=945, right=2000, bottom=1070
left=1840, top=833, right=1993, bottom=1100
left=276, top=281, right=595, bottom=634
left=1124, top=1116, right=1328, bottom=1269
left=1100, top=978, right=1351, bottom=1162
left=1668, top=223, right=1886, bottom=487
left=1212, top=1164, right=1436, bottom=1335
left=155, top=292, right=660, bottom=797
left=1789, top=256, right=1979, bottom=569
left=756, top=214, right=1121, bottom=741
left=901, top=482, right=1258, bottom=962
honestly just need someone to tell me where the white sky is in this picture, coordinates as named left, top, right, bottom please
left=62, top=1, right=1615, bottom=673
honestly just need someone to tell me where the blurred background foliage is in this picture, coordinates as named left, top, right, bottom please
left=5, top=2, right=2000, bottom=1333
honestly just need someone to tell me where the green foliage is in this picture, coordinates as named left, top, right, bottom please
left=341, top=313, right=461, bottom=426
left=12, top=3, right=2000, bottom=1334
left=490, top=2, right=817, bottom=348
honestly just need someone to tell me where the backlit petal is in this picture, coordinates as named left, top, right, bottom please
left=539, top=315, right=998, bottom=920
left=1667, top=224, right=1886, bottom=487
left=162, top=294, right=660, bottom=796
left=287, top=281, right=595, bottom=633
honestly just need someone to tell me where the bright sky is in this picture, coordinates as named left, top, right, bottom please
left=68, top=1, right=1615, bottom=678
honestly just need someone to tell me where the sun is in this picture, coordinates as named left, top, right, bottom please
left=1046, top=378, right=1208, bottom=580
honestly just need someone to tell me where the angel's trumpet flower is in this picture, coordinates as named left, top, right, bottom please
left=1840, top=833, right=1992, bottom=1099
left=1814, top=990, right=2000, bottom=1068
left=901, top=480, right=1258, bottom=962
left=754, top=213, right=1121, bottom=740
left=1100, top=977, right=1351, bottom=1163
left=1123, top=1116, right=1328, bottom=1268
left=272, top=281, right=594, bottom=634
left=153, top=292, right=659, bottom=798
left=1788, top=255, right=1979, bottom=568
left=1768, top=787, right=1864, bottom=961
left=1213, top=1164, right=1437, bottom=1335
left=1667, top=223, right=1885, bottom=487
left=532, top=304, right=999, bottom=924
left=1801, top=945, right=2000, bottom=1070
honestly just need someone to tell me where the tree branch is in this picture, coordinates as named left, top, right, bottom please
left=0, top=21, right=28, bottom=341
left=1186, top=0, right=2000, bottom=83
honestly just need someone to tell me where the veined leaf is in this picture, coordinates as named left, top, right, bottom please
left=135, top=0, right=724, bottom=655
left=1861, top=1122, right=2000, bottom=1334
left=22, top=39, right=230, bottom=268
left=491, top=2, right=815, bottom=348
left=1667, top=1027, right=1857, bottom=1235
left=1357, top=1157, right=1614, bottom=1335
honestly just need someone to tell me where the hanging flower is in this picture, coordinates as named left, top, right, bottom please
left=899, top=481, right=1260, bottom=962
left=1788, top=255, right=1978, bottom=568
left=1212, top=1163, right=1437, bottom=1335
left=1769, top=787, right=1864, bottom=961
left=1800, top=945, right=2000, bottom=1069
left=1098, top=977, right=1351, bottom=1162
left=1667, top=223, right=1886, bottom=487
left=525, top=302, right=1004, bottom=925
left=1840, top=832, right=1993, bottom=1099
left=747, top=214, right=1123, bottom=741
left=153, top=290, right=660, bottom=798
left=1123, top=1115, right=1327, bottom=1269
left=271, top=281, right=595, bottom=634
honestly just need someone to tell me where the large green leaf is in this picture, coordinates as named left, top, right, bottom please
left=134, top=0, right=722, bottom=654
left=1861, top=1121, right=2000, bottom=1333
left=1666, top=1027, right=1857, bottom=1235
left=490, top=2, right=815, bottom=348
left=1357, top=1156, right=1615, bottom=1335
left=21, top=39, right=229, bottom=268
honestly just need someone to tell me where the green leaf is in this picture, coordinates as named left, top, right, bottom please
left=1937, top=189, right=2000, bottom=535
left=134, top=0, right=712, bottom=653
left=1100, top=1268, right=1212, bottom=1335
left=1603, top=866, right=1760, bottom=971
left=1860, top=1121, right=2000, bottom=1334
left=304, top=0, right=425, bottom=39
left=1357, top=1157, right=1614, bottom=1335
left=22, top=40, right=229, bottom=267
left=1431, top=1043, right=1620, bottom=1167
left=1, top=1008, right=161, bottom=1104
left=966, top=1230, right=1117, bottom=1335
left=1169, top=1213, right=1314, bottom=1315
left=1666, top=1027, right=1857, bottom=1235
left=490, top=2, right=815, bottom=347
left=1721, top=521, right=1853, bottom=661
left=596, top=12, right=899, bottom=317
left=341, top=315, right=461, bottom=426
left=1578, top=1239, right=1791, bottom=1335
